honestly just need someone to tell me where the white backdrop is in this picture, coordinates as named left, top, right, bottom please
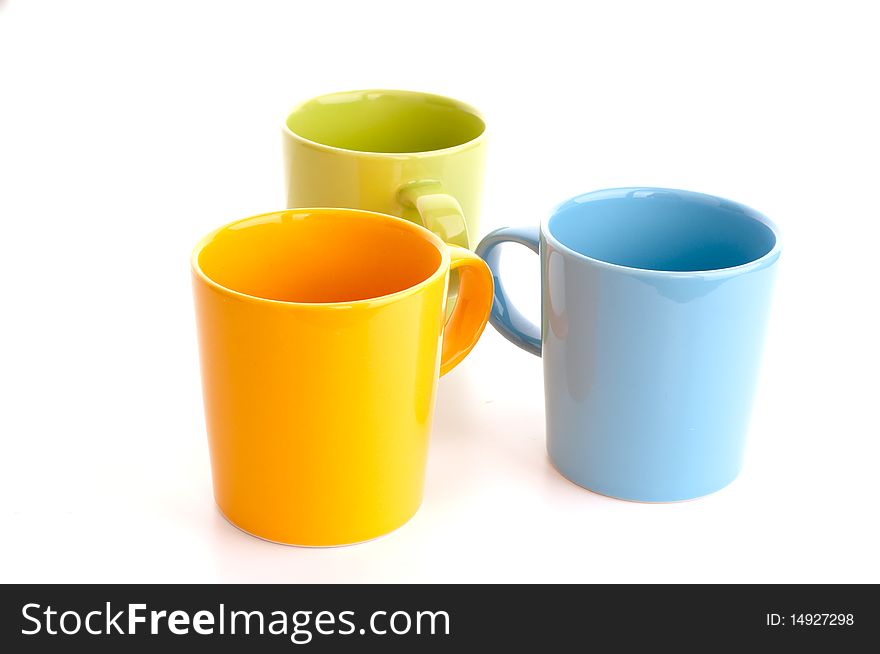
left=1, top=0, right=878, bottom=583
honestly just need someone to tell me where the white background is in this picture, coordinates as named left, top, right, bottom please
left=1, top=0, right=878, bottom=583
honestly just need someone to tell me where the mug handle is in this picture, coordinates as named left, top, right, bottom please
left=440, top=246, right=494, bottom=376
left=474, top=226, right=542, bottom=357
left=398, top=180, right=470, bottom=248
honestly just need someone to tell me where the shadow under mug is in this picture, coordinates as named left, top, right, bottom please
left=282, top=89, right=486, bottom=249
left=192, top=208, right=493, bottom=545
left=476, top=188, right=781, bottom=502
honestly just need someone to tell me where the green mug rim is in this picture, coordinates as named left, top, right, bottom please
left=282, top=88, right=486, bottom=157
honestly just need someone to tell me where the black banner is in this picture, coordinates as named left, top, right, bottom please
left=1, top=584, right=875, bottom=651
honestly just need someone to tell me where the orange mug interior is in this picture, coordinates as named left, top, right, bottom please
left=196, top=209, right=444, bottom=303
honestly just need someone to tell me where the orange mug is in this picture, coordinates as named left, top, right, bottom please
left=191, top=208, right=493, bottom=546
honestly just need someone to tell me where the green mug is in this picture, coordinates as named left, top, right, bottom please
left=282, top=89, right=486, bottom=249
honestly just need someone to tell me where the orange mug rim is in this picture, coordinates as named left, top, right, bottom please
left=191, top=207, right=452, bottom=309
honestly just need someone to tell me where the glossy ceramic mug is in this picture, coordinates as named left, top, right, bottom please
left=192, top=208, right=493, bottom=545
left=476, top=188, right=781, bottom=502
left=283, top=89, right=486, bottom=249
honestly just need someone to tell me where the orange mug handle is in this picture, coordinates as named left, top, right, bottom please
left=440, top=246, right=494, bottom=376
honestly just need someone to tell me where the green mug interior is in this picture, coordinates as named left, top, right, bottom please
left=285, top=90, right=485, bottom=154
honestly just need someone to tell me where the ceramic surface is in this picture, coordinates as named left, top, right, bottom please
left=192, top=208, right=493, bottom=545
left=283, top=89, right=486, bottom=248
left=476, top=188, right=781, bottom=502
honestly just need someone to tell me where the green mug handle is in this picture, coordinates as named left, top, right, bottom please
left=398, top=180, right=470, bottom=248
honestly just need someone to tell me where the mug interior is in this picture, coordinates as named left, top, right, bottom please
left=285, top=90, right=485, bottom=154
left=195, top=210, right=443, bottom=303
left=548, top=189, right=777, bottom=272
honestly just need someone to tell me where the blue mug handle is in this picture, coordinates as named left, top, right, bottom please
left=474, top=226, right=542, bottom=357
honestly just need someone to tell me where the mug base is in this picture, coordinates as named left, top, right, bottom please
left=215, top=503, right=420, bottom=548
left=548, top=456, right=741, bottom=503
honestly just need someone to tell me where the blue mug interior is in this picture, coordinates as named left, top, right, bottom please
left=548, top=189, right=777, bottom=272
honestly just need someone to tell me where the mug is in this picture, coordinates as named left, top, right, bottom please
left=476, top=188, right=781, bottom=502
left=283, top=89, right=486, bottom=249
left=192, top=208, right=493, bottom=545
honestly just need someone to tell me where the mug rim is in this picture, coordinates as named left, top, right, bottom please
left=281, top=88, right=486, bottom=158
left=542, top=187, right=782, bottom=278
left=191, top=208, right=451, bottom=308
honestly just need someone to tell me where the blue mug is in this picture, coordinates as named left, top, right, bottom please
left=475, top=188, right=781, bottom=502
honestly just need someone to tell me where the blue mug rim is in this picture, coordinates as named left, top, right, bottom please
left=541, top=187, right=782, bottom=278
